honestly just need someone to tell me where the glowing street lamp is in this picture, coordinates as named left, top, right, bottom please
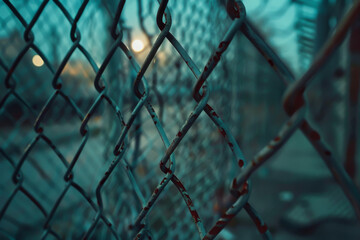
left=131, top=39, right=145, bottom=53
left=32, top=55, right=44, bottom=67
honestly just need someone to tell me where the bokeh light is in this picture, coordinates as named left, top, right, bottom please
left=32, top=55, right=44, bottom=67
left=131, top=39, right=145, bottom=52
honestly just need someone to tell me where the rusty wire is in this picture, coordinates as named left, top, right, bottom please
left=0, top=0, right=359, bottom=239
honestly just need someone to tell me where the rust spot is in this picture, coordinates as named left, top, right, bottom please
left=232, top=178, right=239, bottom=189
left=218, top=128, right=226, bottom=137
left=238, top=159, right=244, bottom=167
left=190, top=209, right=200, bottom=223
left=238, top=182, right=249, bottom=195
left=310, top=131, right=320, bottom=141
left=177, top=131, right=182, bottom=137
left=36, top=127, right=43, bottom=133
left=174, top=178, right=185, bottom=191
left=218, top=41, right=229, bottom=51
left=212, top=111, right=219, bottom=117
left=274, top=136, right=280, bottom=142
left=209, top=224, right=222, bottom=236
left=254, top=217, right=268, bottom=234
left=160, top=177, right=167, bottom=185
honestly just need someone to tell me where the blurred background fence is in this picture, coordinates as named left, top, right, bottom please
left=0, top=0, right=359, bottom=239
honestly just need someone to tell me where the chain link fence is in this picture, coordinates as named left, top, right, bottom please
left=0, top=0, right=359, bottom=239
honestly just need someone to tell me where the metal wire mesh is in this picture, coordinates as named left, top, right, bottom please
left=0, top=0, right=359, bottom=239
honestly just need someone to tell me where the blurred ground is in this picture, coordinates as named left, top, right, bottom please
left=223, top=130, right=360, bottom=240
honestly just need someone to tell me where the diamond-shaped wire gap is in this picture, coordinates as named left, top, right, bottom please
left=0, top=185, right=47, bottom=239
left=42, top=185, right=99, bottom=239
left=16, top=136, right=69, bottom=212
left=68, top=92, right=125, bottom=194
left=31, top=91, right=86, bottom=169
left=5, top=47, right=54, bottom=113
left=151, top=41, right=194, bottom=114
left=69, top=132, right=117, bottom=197
left=95, top=49, right=130, bottom=112
left=121, top=105, right=169, bottom=198
left=206, top=32, right=287, bottom=160
left=165, top=112, right=235, bottom=231
left=30, top=0, right=74, bottom=70
left=95, top=157, right=142, bottom=238
left=55, top=48, right=98, bottom=114
left=0, top=92, right=37, bottom=162
left=76, top=1, right=113, bottom=67
left=145, top=42, right=199, bottom=138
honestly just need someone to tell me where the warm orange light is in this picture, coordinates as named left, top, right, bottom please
left=131, top=39, right=145, bottom=53
left=32, top=55, right=44, bottom=67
